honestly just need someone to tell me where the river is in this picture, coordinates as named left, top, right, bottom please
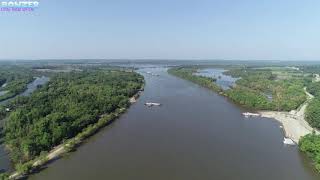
left=29, top=67, right=319, bottom=180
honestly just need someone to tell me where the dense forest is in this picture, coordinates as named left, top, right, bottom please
left=299, top=133, right=320, bottom=171
left=305, top=98, right=320, bottom=128
left=303, top=67, right=320, bottom=130
left=305, top=80, right=320, bottom=130
left=3, top=70, right=143, bottom=166
left=299, top=66, right=320, bottom=170
left=225, top=68, right=306, bottom=111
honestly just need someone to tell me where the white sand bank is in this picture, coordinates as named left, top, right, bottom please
left=259, top=87, right=318, bottom=143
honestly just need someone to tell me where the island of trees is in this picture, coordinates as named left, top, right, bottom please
left=0, top=68, right=144, bottom=178
left=298, top=66, right=320, bottom=171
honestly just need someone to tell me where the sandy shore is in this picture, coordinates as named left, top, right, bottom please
left=9, top=144, right=66, bottom=179
left=129, top=96, right=137, bottom=103
left=259, top=88, right=318, bottom=143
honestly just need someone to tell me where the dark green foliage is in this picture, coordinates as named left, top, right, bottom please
left=297, top=68, right=320, bottom=172
left=15, top=162, right=33, bottom=175
left=225, top=87, right=272, bottom=110
left=305, top=98, right=320, bottom=129
left=299, top=133, right=320, bottom=171
left=225, top=68, right=306, bottom=111
left=4, top=70, right=143, bottom=163
left=0, top=172, right=9, bottom=180
left=307, top=82, right=320, bottom=97
left=304, top=78, right=320, bottom=129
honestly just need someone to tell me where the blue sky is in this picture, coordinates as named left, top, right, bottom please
left=0, top=0, right=319, bottom=60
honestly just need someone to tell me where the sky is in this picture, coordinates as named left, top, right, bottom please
left=0, top=0, right=320, bottom=60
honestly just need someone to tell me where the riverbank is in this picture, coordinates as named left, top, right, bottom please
left=259, top=88, right=317, bottom=143
left=8, top=91, right=143, bottom=180
left=25, top=67, right=320, bottom=180
left=168, top=67, right=317, bottom=143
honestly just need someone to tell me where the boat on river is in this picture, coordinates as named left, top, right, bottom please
left=242, top=112, right=260, bottom=118
left=283, top=138, right=295, bottom=145
left=145, top=102, right=161, bottom=107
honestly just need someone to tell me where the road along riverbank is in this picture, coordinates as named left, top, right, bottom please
left=8, top=91, right=143, bottom=180
left=259, top=88, right=318, bottom=143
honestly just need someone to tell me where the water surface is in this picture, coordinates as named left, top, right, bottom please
left=0, top=77, right=50, bottom=106
left=195, top=68, right=239, bottom=90
left=21, top=76, right=50, bottom=96
left=30, top=67, right=319, bottom=180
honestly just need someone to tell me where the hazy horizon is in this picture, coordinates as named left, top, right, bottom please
left=0, top=59, right=320, bottom=62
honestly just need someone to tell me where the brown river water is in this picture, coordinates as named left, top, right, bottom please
left=24, top=67, right=320, bottom=179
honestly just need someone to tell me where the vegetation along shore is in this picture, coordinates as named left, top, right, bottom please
left=168, top=65, right=320, bottom=172
left=0, top=67, right=144, bottom=179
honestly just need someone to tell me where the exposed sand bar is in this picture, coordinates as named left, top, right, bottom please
left=259, top=88, right=318, bottom=143
left=259, top=111, right=314, bottom=143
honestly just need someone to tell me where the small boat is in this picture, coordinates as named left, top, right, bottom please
left=242, top=112, right=260, bottom=118
left=283, top=138, right=295, bottom=145
left=145, top=102, right=161, bottom=107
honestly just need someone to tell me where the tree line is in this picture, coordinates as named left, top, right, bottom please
left=168, top=67, right=222, bottom=93
left=169, top=66, right=306, bottom=111
left=3, top=70, right=144, bottom=166
left=299, top=73, right=320, bottom=172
